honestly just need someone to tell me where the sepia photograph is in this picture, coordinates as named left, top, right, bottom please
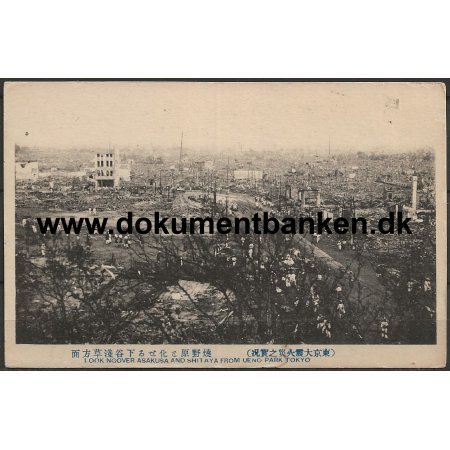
left=3, top=81, right=447, bottom=368
left=2, top=4, right=450, bottom=450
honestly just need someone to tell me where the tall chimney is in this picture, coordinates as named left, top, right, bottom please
left=412, top=176, right=418, bottom=213
left=316, top=190, right=321, bottom=207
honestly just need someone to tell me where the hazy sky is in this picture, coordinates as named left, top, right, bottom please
left=5, top=82, right=446, bottom=153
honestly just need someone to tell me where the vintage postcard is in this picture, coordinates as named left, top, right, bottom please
left=3, top=81, right=447, bottom=368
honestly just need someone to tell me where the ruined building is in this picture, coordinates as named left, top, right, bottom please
left=15, top=161, right=39, bottom=181
left=95, top=150, right=131, bottom=188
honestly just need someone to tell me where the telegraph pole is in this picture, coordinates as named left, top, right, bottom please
left=212, top=178, right=217, bottom=218
left=179, top=130, right=184, bottom=172
left=350, top=195, right=355, bottom=246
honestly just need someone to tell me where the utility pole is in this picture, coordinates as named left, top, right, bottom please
left=213, top=178, right=217, bottom=218
left=179, top=130, right=184, bottom=172
left=350, top=195, right=356, bottom=246
left=278, top=174, right=282, bottom=208
left=225, top=192, right=229, bottom=217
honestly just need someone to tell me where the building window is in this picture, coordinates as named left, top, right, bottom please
left=110, top=161, right=113, bottom=167
left=101, top=161, right=104, bottom=167
left=97, top=153, right=100, bottom=157
left=110, top=170, right=113, bottom=176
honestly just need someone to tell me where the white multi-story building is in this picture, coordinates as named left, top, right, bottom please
left=95, top=151, right=118, bottom=187
left=95, top=150, right=132, bottom=188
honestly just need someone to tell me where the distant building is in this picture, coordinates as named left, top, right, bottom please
left=234, top=169, right=263, bottom=181
left=95, top=151, right=132, bottom=187
left=117, top=161, right=132, bottom=182
left=95, top=151, right=119, bottom=187
left=40, top=169, right=87, bottom=179
left=194, top=161, right=206, bottom=170
left=16, top=161, right=39, bottom=180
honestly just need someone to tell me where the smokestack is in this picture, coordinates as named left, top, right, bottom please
left=316, top=190, right=321, bottom=207
left=301, top=190, right=306, bottom=209
left=412, top=176, right=418, bottom=212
